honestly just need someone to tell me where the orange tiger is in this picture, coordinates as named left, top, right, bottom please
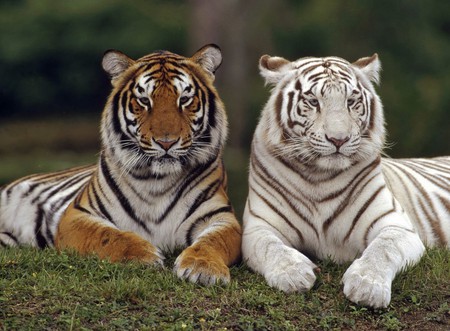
left=0, top=44, right=242, bottom=285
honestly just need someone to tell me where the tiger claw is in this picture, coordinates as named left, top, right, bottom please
left=173, top=248, right=230, bottom=286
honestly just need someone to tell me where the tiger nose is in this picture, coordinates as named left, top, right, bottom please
left=325, top=135, right=350, bottom=148
left=154, top=137, right=178, bottom=151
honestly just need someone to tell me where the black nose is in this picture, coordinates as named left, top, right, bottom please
left=325, top=135, right=350, bottom=148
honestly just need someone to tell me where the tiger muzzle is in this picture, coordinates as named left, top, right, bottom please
left=154, top=136, right=179, bottom=151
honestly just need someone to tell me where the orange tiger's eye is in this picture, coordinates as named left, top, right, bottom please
left=179, top=96, right=190, bottom=105
left=138, top=97, right=150, bottom=106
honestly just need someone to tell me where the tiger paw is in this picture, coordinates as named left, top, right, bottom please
left=265, top=248, right=317, bottom=293
left=98, top=231, right=164, bottom=266
left=342, top=260, right=391, bottom=308
left=174, top=246, right=230, bottom=286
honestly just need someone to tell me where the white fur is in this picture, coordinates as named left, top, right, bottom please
left=242, top=54, right=434, bottom=308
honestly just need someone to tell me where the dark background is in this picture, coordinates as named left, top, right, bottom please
left=1, top=0, right=449, bottom=216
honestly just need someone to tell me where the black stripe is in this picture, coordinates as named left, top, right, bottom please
left=45, top=186, right=87, bottom=245
left=0, top=231, right=19, bottom=245
left=31, top=170, right=92, bottom=204
left=322, top=158, right=380, bottom=232
left=167, top=68, right=185, bottom=76
left=252, top=186, right=305, bottom=243
left=207, top=90, right=217, bottom=128
left=194, top=78, right=207, bottom=127
left=184, top=180, right=222, bottom=220
left=343, top=185, right=385, bottom=242
left=111, top=92, right=122, bottom=135
left=251, top=151, right=318, bottom=221
left=364, top=208, right=396, bottom=247
left=34, top=209, right=49, bottom=249
left=185, top=205, right=233, bottom=246
left=91, top=183, right=114, bottom=224
left=247, top=200, right=298, bottom=249
left=100, top=155, right=152, bottom=235
left=155, top=156, right=218, bottom=224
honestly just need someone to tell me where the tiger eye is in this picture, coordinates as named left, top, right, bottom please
left=309, top=98, right=319, bottom=107
left=179, top=96, right=190, bottom=105
left=138, top=97, right=150, bottom=106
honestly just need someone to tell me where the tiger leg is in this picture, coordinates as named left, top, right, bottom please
left=342, top=223, right=425, bottom=308
left=174, top=213, right=241, bottom=285
left=55, top=202, right=164, bottom=265
left=242, top=220, right=317, bottom=293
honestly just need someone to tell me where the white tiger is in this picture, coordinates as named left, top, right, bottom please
left=242, top=53, right=450, bottom=308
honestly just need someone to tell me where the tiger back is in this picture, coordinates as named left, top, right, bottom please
left=242, top=53, right=449, bottom=308
left=0, top=44, right=241, bottom=285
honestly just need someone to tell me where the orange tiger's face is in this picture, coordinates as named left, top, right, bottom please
left=100, top=45, right=227, bottom=176
left=130, top=61, right=199, bottom=157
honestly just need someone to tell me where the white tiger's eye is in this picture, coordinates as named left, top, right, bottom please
left=138, top=97, right=150, bottom=106
left=309, top=98, right=319, bottom=107
left=347, top=98, right=356, bottom=107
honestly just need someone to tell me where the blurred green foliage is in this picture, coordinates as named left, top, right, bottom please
left=0, top=0, right=449, bottom=201
left=1, top=0, right=449, bottom=157
left=0, top=0, right=187, bottom=118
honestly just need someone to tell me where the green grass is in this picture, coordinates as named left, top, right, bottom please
left=1, top=248, right=449, bottom=330
left=1, top=118, right=449, bottom=330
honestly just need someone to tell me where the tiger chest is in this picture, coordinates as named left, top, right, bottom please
left=298, top=176, right=390, bottom=262
left=307, top=200, right=363, bottom=262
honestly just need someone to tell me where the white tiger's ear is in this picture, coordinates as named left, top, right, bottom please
left=191, top=44, right=222, bottom=79
left=102, top=50, right=135, bottom=82
left=352, top=53, right=381, bottom=85
left=259, top=55, right=292, bottom=85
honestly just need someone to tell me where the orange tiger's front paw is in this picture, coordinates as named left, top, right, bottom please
left=174, top=246, right=230, bottom=285
left=57, top=224, right=164, bottom=266
left=103, top=231, right=165, bottom=266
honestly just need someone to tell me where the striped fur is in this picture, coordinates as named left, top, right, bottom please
left=242, top=53, right=449, bottom=308
left=0, top=45, right=241, bottom=285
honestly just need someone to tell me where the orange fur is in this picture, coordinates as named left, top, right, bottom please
left=55, top=195, right=161, bottom=264
left=176, top=220, right=242, bottom=281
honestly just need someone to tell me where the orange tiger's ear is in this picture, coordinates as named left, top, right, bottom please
left=102, top=50, right=135, bottom=83
left=191, top=44, right=223, bottom=79
left=352, top=53, right=381, bottom=85
left=259, top=55, right=292, bottom=86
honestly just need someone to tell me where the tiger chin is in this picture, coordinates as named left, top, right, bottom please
left=242, top=53, right=450, bottom=308
left=0, top=44, right=241, bottom=286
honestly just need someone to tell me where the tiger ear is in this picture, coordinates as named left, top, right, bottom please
left=102, top=50, right=135, bottom=82
left=352, top=53, right=381, bottom=85
left=259, top=55, right=292, bottom=85
left=191, top=44, right=222, bottom=79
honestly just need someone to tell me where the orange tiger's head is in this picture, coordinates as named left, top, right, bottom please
left=100, top=45, right=227, bottom=176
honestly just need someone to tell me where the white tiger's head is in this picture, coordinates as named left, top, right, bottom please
left=258, top=54, right=385, bottom=171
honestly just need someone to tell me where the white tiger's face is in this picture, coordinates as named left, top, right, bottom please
left=259, top=54, right=385, bottom=171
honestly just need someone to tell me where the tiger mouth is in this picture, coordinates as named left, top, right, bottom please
left=160, top=154, right=176, bottom=160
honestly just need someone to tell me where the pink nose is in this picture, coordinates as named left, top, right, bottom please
left=325, top=135, right=350, bottom=148
left=155, top=138, right=178, bottom=151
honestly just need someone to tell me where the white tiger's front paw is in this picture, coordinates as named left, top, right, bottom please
left=342, top=260, right=392, bottom=308
left=265, top=248, right=317, bottom=293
